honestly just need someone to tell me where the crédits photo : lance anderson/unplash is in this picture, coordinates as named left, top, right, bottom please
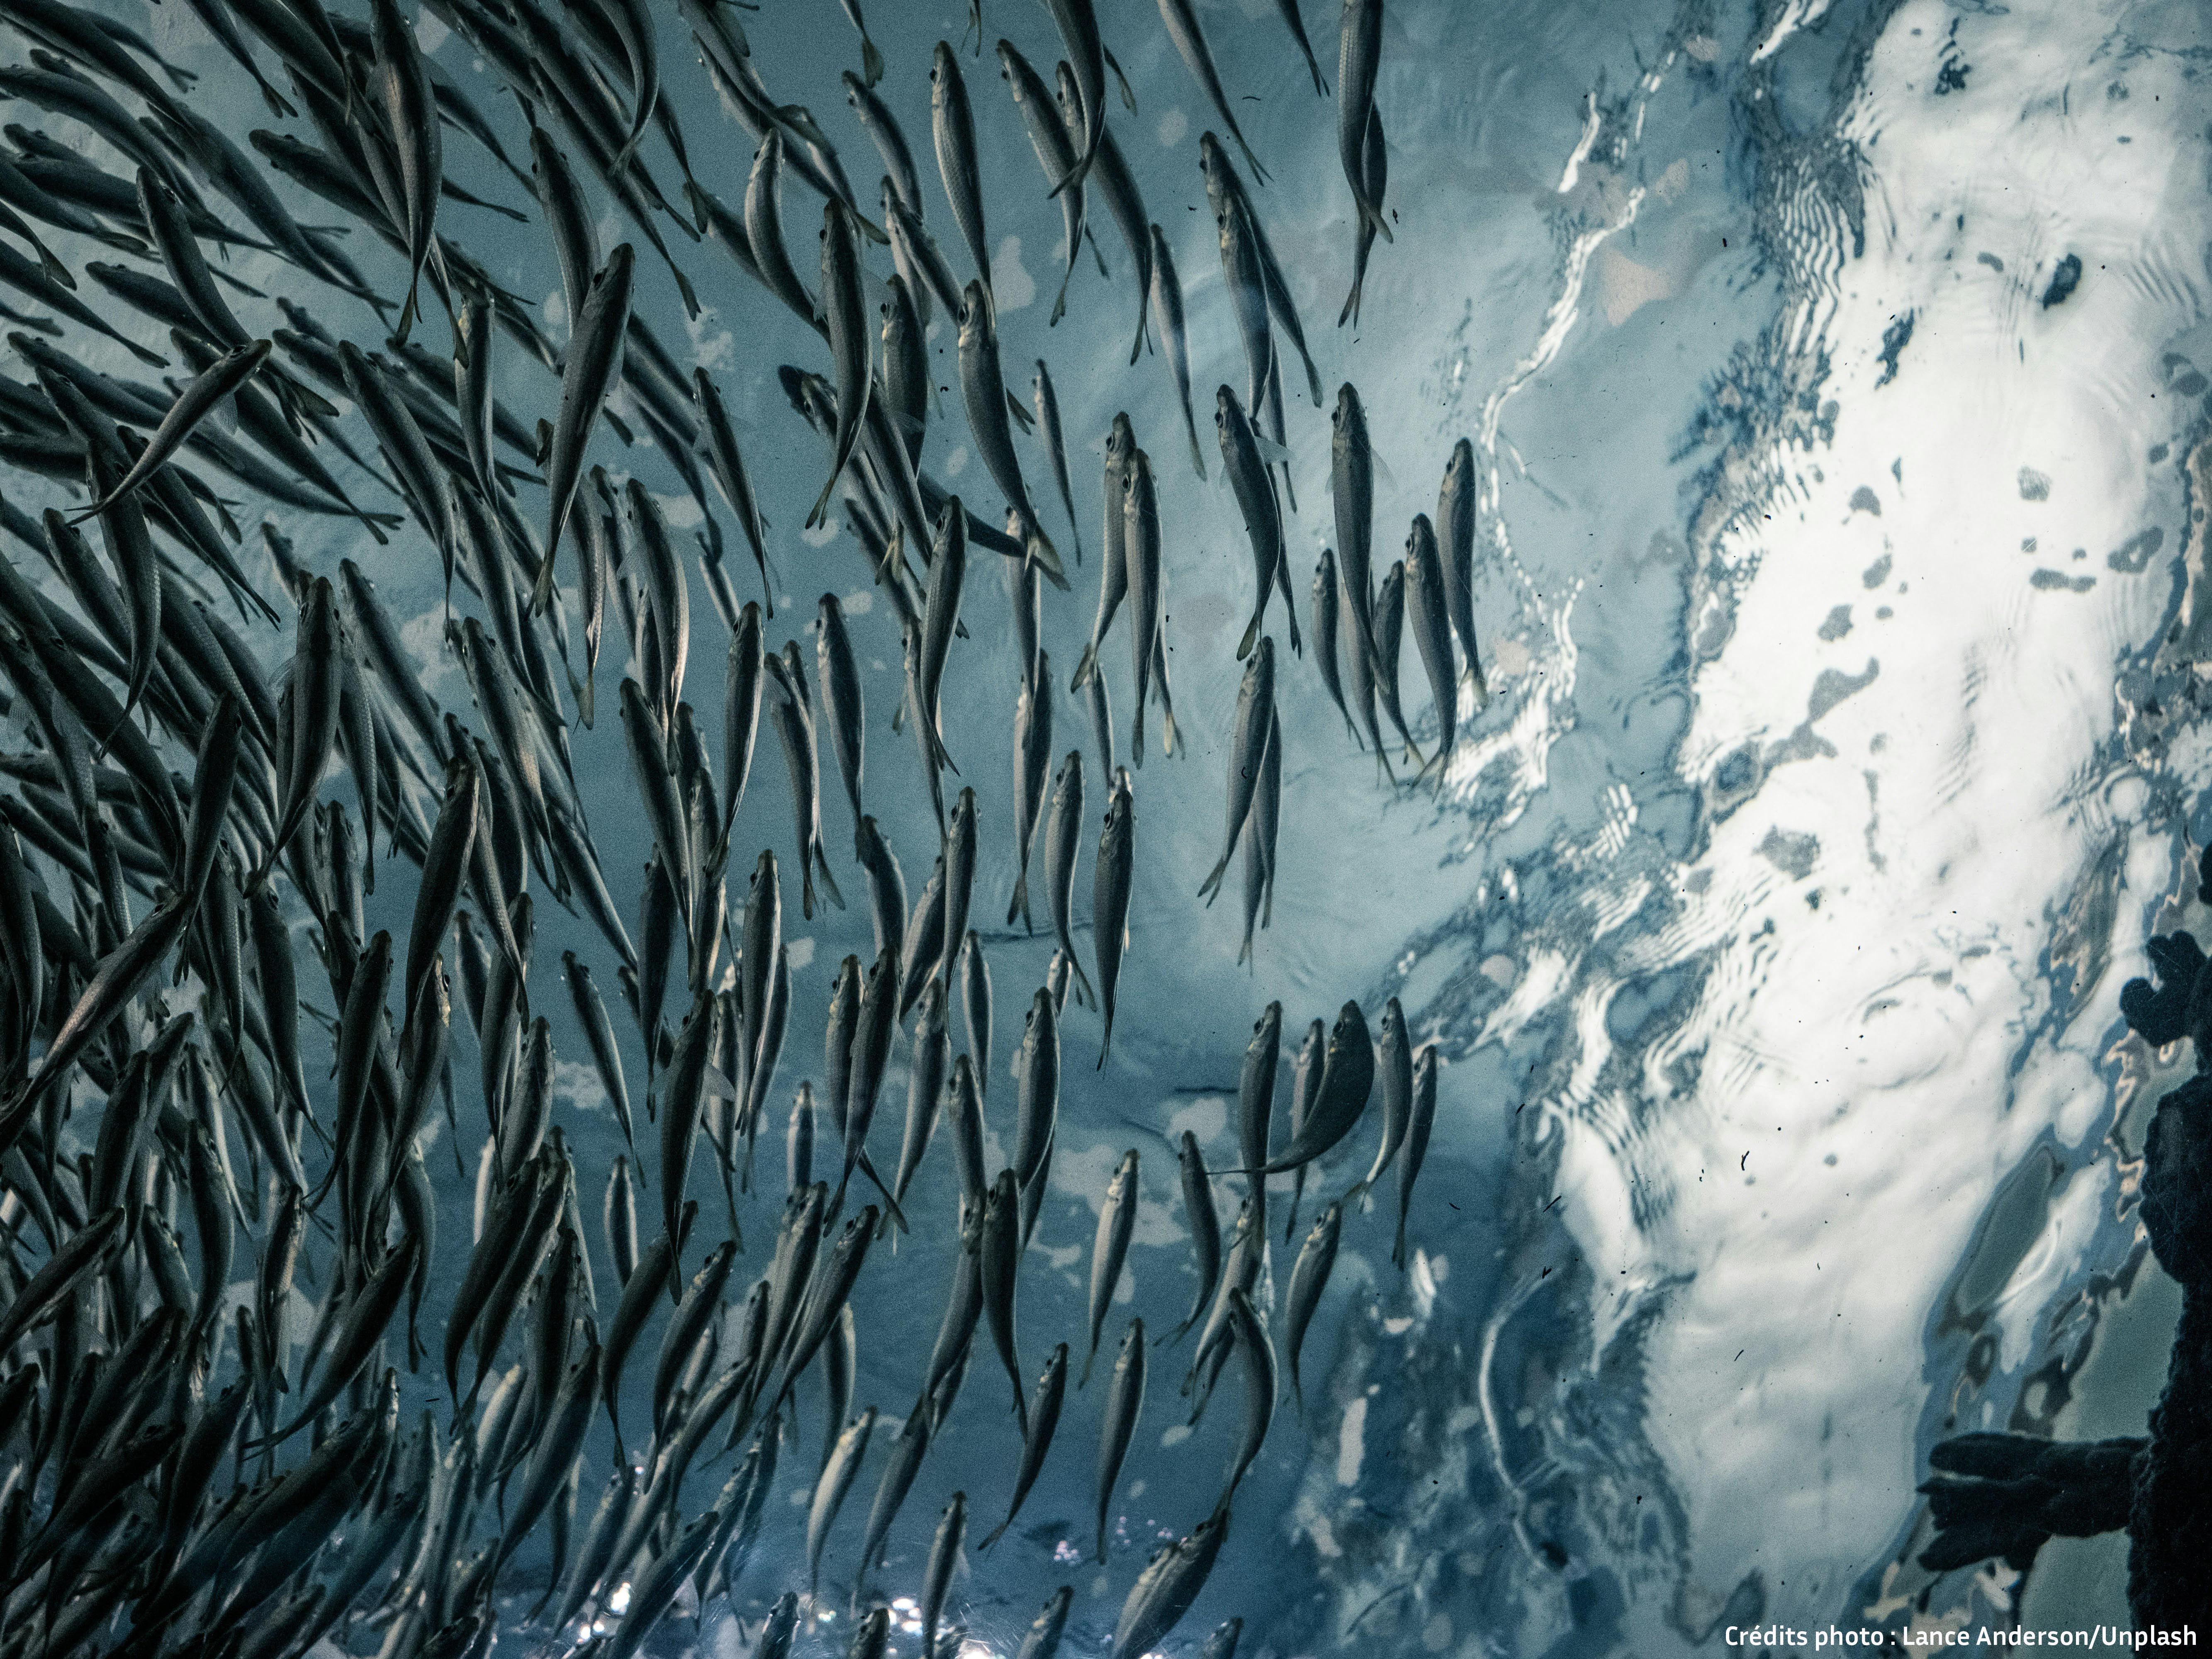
left=1722, top=1629, right=2200, bottom=1651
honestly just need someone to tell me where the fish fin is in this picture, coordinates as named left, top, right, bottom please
left=1068, top=641, right=1099, bottom=692
left=1106, top=49, right=1137, bottom=112
left=1236, top=615, right=1258, bottom=662
left=861, top=36, right=885, bottom=87
left=1005, top=390, right=1034, bottom=433
left=813, top=844, right=845, bottom=910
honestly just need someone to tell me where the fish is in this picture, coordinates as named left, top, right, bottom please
left=1273, top=0, right=1329, bottom=93
left=540, top=244, right=635, bottom=611
left=1197, top=638, right=1275, bottom=903
left=882, top=179, right=963, bottom=330
left=932, top=42, right=995, bottom=314
left=1094, top=767, right=1134, bottom=1066
left=1331, top=383, right=1382, bottom=672
left=958, top=931, right=992, bottom=1097
left=1001, top=46, right=1088, bottom=326
left=891, top=979, right=951, bottom=1220
left=845, top=71, right=917, bottom=214
left=1352, top=996, right=1414, bottom=1202
left=1163, top=1131, right=1223, bottom=1345
left=1285, top=1199, right=1343, bottom=1410
left=852, top=1401, right=929, bottom=1604
left=1220, top=1287, right=1275, bottom=1501
left=1312, top=549, right=1356, bottom=740
left=942, top=787, right=980, bottom=995
left=1249, top=1002, right=1374, bottom=1175
left=1216, top=389, right=1295, bottom=662
left=945, top=1053, right=988, bottom=1215
left=1083, top=1150, right=1140, bottom=1385
left=1094, top=1315, right=1146, bottom=1561
left=1110, top=1506, right=1230, bottom=1659
left=980, top=1342, right=1067, bottom=1548
left=1336, top=0, right=1390, bottom=246
left=1436, top=438, right=1490, bottom=704
left=695, top=372, right=774, bottom=613
left=1020, top=1586, right=1077, bottom=1659
left=854, top=814, right=906, bottom=960
left=956, top=282, right=1065, bottom=585
left=1121, top=447, right=1167, bottom=770
left=1139, top=228, right=1214, bottom=485
left=816, top=593, right=867, bottom=847
left=564, top=952, right=633, bottom=1150
left=1054, top=61, right=1151, bottom=363
left=1157, top=0, right=1268, bottom=181
left=806, top=1406, right=876, bottom=1593
left=1239, top=706, right=1282, bottom=965
left=1372, top=557, right=1424, bottom=765
left=1394, top=1044, right=1437, bottom=1267
left=1029, top=366, right=1084, bottom=572
left=1340, top=100, right=1387, bottom=326
left=762, top=641, right=844, bottom=920
left=919, top=1491, right=966, bottom=1657
left=743, top=130, right=823, bottom=335
left=980, top=1168, right=1029, bottom=1437
left=68, top=340, right=270, bottom=521
left=808, top=197, right=873, bottom=531
left=369, top=0, right=441, bottom=341
left=1038, top=749, right=1097, bottom=1009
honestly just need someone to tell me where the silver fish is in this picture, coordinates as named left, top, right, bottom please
left=1312, top=549, right=1355, bottom=740
left=1253, top=1001, right=1374, bottom=1175
left=1001, top=47, right=1087, bottom=325
left=919, top=1491, right=966, bottom=1657
left=844, top=71, right=916, bottom=210
left=1393, top=1044, right=1436, bottom=1267
left=1122, top=450, right=1161, bottom=766
left=808, top=197, right=873, bottom=530
left=1041, top=750, right=1096, bottom=1008
left=1071, top=413, right=1134, bottom=691
left=540, top=244, right=635, bottom=609
left=1336, top=0, right=1391, bottom=246
left=1110, top=1505, right=1230, bottom=1659
left=856, top=815, right=907, bottom=958
left=1093, top=1315, right=1145, bottom=1561
left=980, top=1341, right=1067, bottom=1549
left=1373, top=557, right=1424, bottom=765
left=956, top=282, right=1064, bottom=583
left=1166, top=1131, right=1222, bottom=1343
left=1094, top=767, right=1134, bottom=1066
left=1340, top=98, right=1387, bottom=326
left=853, top=1401, right=930, bottom=1602
left=1019, top=1586, right=1076, bottom=1659
left=958, top=930, right=992, bottom=1097
left=1285, top=1199, right=1343, bottom=1412
left=980, top=1167, right=1029, bottom=1437
left=1054, top=61, right=1150, bottom=363
left=1083, top=1149, right=1139, bottom=1385
left=807, top=1406, right=878, bottom=1593
left=816, top=593, right=867, bottom=848
left=1148, top=226, right=1207, bottom=481
left=1220, top=1286, right=1275, bottom=1501
left=1215, top=387, right=1290, bottom=661
left=1157, top=0, right=1268, bottom=181
left=942, top=786, right=979, bottom=990
left=1197, top=637, right=1275, bottom=904
left=1438, top=437, right=1489, bottom=704
left=893, top=980, right=951, bottom=1216
left=931, top=42, right=995, bottom=312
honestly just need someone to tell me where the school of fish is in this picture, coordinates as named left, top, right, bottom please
left=0, top=0, right=1490, bottom=1653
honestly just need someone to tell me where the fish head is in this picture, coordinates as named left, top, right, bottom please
left=956, top=281, right=990, bottom=346
left=930, top=39, right=957, bottom=94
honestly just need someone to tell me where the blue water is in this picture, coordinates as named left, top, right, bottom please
left=15, top=0, right=2212, bottom=1652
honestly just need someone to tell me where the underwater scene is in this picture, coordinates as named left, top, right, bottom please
left=0, top=0, right=2207, bottom=1656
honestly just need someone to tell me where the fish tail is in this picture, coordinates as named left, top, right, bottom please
left=1197, top=856, right=1229, bottom=904
left=1072, top=956, right=1097, bottom=1010
left=1008, top=872, right=1029, bottom=930
left=1236, top=130, right=1271, bottom=187
left=977, top=1517, right=1009, bottom=1551
left=1392, top=1209, right=1409, bottom=1270
left=814, top=843, right=846, bottom=910
left=1188, top=425, right=1209, bottom=482
left=1069, top=640, right=1099, bottom=692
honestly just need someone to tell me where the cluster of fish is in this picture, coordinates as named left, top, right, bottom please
left=0, top=0, right=1492, bottom=1654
